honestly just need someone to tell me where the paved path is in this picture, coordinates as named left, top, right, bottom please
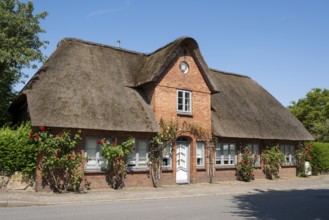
left=1, top=175, right=329, bottom=207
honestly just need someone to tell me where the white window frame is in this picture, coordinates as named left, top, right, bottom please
left=84, top=137, right=110, bottom=171
left=247, top=143, right=261, bottom=167
left=177, top=90, right=192, bottom=114
left=215, top=143, right=237, bottom=166
left=127, top=139, right=149, bottom=169
left=196, top=141, right=205, bottom=167
left=162, top=142, right=173, bottom=169
left=280, top=144, right=295, bottom=165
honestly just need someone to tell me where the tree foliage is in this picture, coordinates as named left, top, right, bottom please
left=288, top=88, right=329, bottom=142
left=0, top=0, right=48, bottom=126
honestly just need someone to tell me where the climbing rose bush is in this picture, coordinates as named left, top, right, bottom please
left=261, top=145, right=285, bottom=179
left=101, top=137, right=135, bottom=189
left=237, top=146, right=255, bottom=181
left=31, top=126, right=82, bottom=193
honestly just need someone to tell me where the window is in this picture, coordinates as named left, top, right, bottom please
left=215, top=143, right=236, bottom=166
left=127, top=139, right=149, bottom=169
left=162, top=143, right=172, bottom=169
left=196, top=142, right=205, bottom=167
left=280, top=144, right=295, bottom=165
left=247, top=144, right=261, bottom=166
left=84, top=137, right=108, bottom=171
left=177, top=90, right=192, bottom=113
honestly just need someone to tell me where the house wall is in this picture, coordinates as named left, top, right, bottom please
left=151, top=46, right=212, bottom=132
left=212, top=165, right=295, bottom=182
left=33, top=126, right=300, bottom=192
left=34, top=127, right=156, bottom=191
left=210, top=139, right=300, bottom=182
left=146, top=47, right=212, bottom=186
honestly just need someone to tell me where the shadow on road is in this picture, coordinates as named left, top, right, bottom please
left=232, top=189, right=329, bottom=220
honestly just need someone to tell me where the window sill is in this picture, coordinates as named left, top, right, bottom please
left=162, top=168, right=173, bottom=173
left=281, top=164, right=296, bottom=168
left=216, top=165, right=236, bottom=170
left=127, top=168, right=149, bottom=173
left=84, top=170, right=106, bottom=174
left=196, top=167, right=206, bottom=171
left=177, top=112, right=193, bottom=117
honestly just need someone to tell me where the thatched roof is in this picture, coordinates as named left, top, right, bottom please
left=209, top=69, right=314, bottom=141
left=10, top=37, right=313, bottom=140
left=11, top=38, right=159, bottom=132
left=133, top=37, right=219, bottom=92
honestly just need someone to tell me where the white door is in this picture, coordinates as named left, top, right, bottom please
left=176, top=138, right=190, bottom=184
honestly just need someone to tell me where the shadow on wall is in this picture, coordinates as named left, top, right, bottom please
left=232, top=189, right=329, bottom=220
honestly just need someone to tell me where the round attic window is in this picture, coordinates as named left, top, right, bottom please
left=180, top=61, right=189, bottom=74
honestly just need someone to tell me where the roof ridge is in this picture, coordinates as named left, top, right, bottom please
left=58, top=36, right=197, bottom=57
left=58, top=38, right=147, bottom=56
left=209, top=68, right=251, bottom=79
left=147, top=36, right=196, bottom=55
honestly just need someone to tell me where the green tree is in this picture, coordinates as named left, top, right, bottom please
left=288, top=88, right=329, bottom=142
left=0, top=0, right=48, bottom=126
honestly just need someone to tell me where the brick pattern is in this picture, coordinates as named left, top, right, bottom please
left=34, top=126, right=156, bottom=191
left=279, top=166, right=297, bottom=178
left=152, top=47, right=212, bottom=132
left=34, top=126, right=299, bottom=190
left=148, top=47, right=212, bottom=186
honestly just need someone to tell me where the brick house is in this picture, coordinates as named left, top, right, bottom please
left=9, top=37, right=313, bottom=190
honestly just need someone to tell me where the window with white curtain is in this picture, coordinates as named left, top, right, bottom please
left=177, top=90, right=192, bottom=113
left=162, top=143, right=172, bottom=168
left=84, top=137, right=108, bottom=171
left=127, top=139, right=149, bottom=169
left=215, top=143, right=236, bottom=166
left=280, top=144, right=295, bottom=165
left=247, top=143, right=261, bottom=166
left=196, top=142, right=205, bottom=167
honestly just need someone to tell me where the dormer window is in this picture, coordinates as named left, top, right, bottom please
left=177, top=90, right=192, bottom=114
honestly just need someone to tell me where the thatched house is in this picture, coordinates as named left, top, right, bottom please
left=10, top=37, right=313, bottom=190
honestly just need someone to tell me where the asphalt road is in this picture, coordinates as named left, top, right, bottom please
left=1, top=188, right=329, bottom=220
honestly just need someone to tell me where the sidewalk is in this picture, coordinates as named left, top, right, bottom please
left=1, top=175, right=329, bottom=207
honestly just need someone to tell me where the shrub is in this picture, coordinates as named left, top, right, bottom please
left=236, top=146, right=255, bottom=181
left=0, top=122, right=37, bottom=178
left=261, top=146, right=285, bottom=179
left=31, top=127, right=82, bottom=193
left=311, top=142, right=329, bottom=174
left=101, top=137, right=135, bottom=189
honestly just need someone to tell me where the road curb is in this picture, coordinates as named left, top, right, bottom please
left=1, top=175, right=328, bottom=207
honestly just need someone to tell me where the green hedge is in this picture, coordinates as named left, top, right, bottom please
left=311, top=142, right=329, bottom=174
left=0, top=123, right=37, bottom=177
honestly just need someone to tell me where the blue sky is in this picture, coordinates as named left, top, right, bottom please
left=18, top=0, right=329, bottom=107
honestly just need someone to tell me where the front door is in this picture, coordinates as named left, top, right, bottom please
left=176, top=137, right=190, bottom=184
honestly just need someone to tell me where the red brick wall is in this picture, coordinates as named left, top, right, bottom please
left=279, top=166, right=297, bottom=178
left=34, top=127, right=157, bottom=191
left=147, top=47, right=213, bottom=186
left=34, top=126, right=299, bottom=191
left=152, top=47, right=212, bottom=132
left=213, top=168, right=237, bottom=182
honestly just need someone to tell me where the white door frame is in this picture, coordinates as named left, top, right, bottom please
left=176, top=137, right=190, bottom=184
